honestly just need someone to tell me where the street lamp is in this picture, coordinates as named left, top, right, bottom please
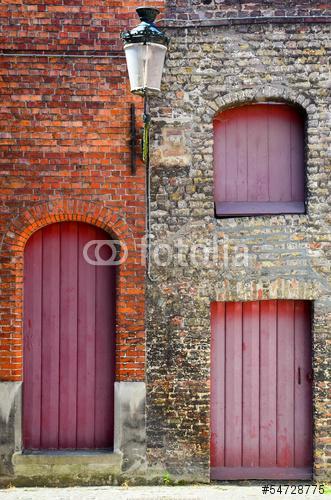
left=121, top=7, right=169, bottom=96
left=121, top=7, right=169, bottom=281
left=121, top=7, right=169, bottom=162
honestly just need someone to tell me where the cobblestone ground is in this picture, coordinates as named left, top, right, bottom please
left=0, top=485, right=329, bottom=500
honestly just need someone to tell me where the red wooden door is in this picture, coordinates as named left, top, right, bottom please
left=23, top=222, right=116, bottom=450
left=214, top=104, right=305, bottom=216
left=211, top=300, right=312, bottom=480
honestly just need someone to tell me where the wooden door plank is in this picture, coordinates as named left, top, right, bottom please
left=211, top=466, right=312, bottom=480
left=211, top=302, right=226, bottom=467
left=41, top=224, right=60, bottom=449
left=247, top=106, right=269, bottom=202
left=290, top=114, right=305, bottom=202
left=77, top=224, right=97, bottom=448
left=23, top=230, right=43, bottom=450
left=277, top=300, right=295, bottom=467
left=237, top=109, right=248, bottom=202
left=94, top=229, right=116, bottom=448
left=58, top=222, right=78, bottom=449
left=224, top=112, right=238, bottom=201
left=268, top=107, right=292, bottom=202
left=225, top=302, right=243, bottom=467
left=260, top=300, right=277, bottom=467
left=213, top=119, right=226, bottom=203
left=242, top=301, right=260, bottom=467
left=294, top=301, right=313, bottom=468
left=215, top=201, right=305, bottom=216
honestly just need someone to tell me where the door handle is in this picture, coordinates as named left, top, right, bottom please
left=298, top=366, right=301, bottom=385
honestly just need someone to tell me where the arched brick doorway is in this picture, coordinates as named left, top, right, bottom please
left=23, top=222, right=116, bottom=450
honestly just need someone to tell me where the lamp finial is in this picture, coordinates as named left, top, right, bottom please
left=136, top=7, right=160, bottom=24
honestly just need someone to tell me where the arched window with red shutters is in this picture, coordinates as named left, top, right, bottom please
left=213, top=103, right=306, bottom=216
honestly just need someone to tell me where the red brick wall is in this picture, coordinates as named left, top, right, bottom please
left=0, top=1, right=164, bottom=53
left=0, top=1, right=164, bottom=382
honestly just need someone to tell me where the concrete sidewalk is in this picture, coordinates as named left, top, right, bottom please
left=0, top=485, right=328, bottom=500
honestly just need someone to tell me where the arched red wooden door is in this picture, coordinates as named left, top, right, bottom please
left=23, top=222, right=116, bottom=450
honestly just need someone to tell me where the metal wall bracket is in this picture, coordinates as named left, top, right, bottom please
left=130, top=103, right=137, bottom=175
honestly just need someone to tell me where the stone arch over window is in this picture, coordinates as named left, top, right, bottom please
left=213, top=101, right=307, bottom=217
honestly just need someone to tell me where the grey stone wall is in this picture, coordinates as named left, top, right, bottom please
left=0, top=382, right=22, bottom=477
left=114, top=382, right=147, bottom=475
left=146, top=19, right=330, bottom=482
left=0, top=382, right=146, bottom=486
left=165, top=0, right=331, bottom=22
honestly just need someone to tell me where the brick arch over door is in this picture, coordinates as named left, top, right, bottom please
left=0, top=199, right=144, bottom=384
left=24, top=221, right=116, bottom=450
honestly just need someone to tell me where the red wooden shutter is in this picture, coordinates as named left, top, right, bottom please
left=214, top=104, right=306, bottom=216
left=211, top=300, right=312, bottom=480
left=23, top=222, right=116, bottom=450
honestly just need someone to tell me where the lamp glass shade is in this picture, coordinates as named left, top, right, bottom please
left=124, top=42, right=167, bottom=95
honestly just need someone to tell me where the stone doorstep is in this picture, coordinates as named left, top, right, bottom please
left=12, top=451, right=122, bottom=478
